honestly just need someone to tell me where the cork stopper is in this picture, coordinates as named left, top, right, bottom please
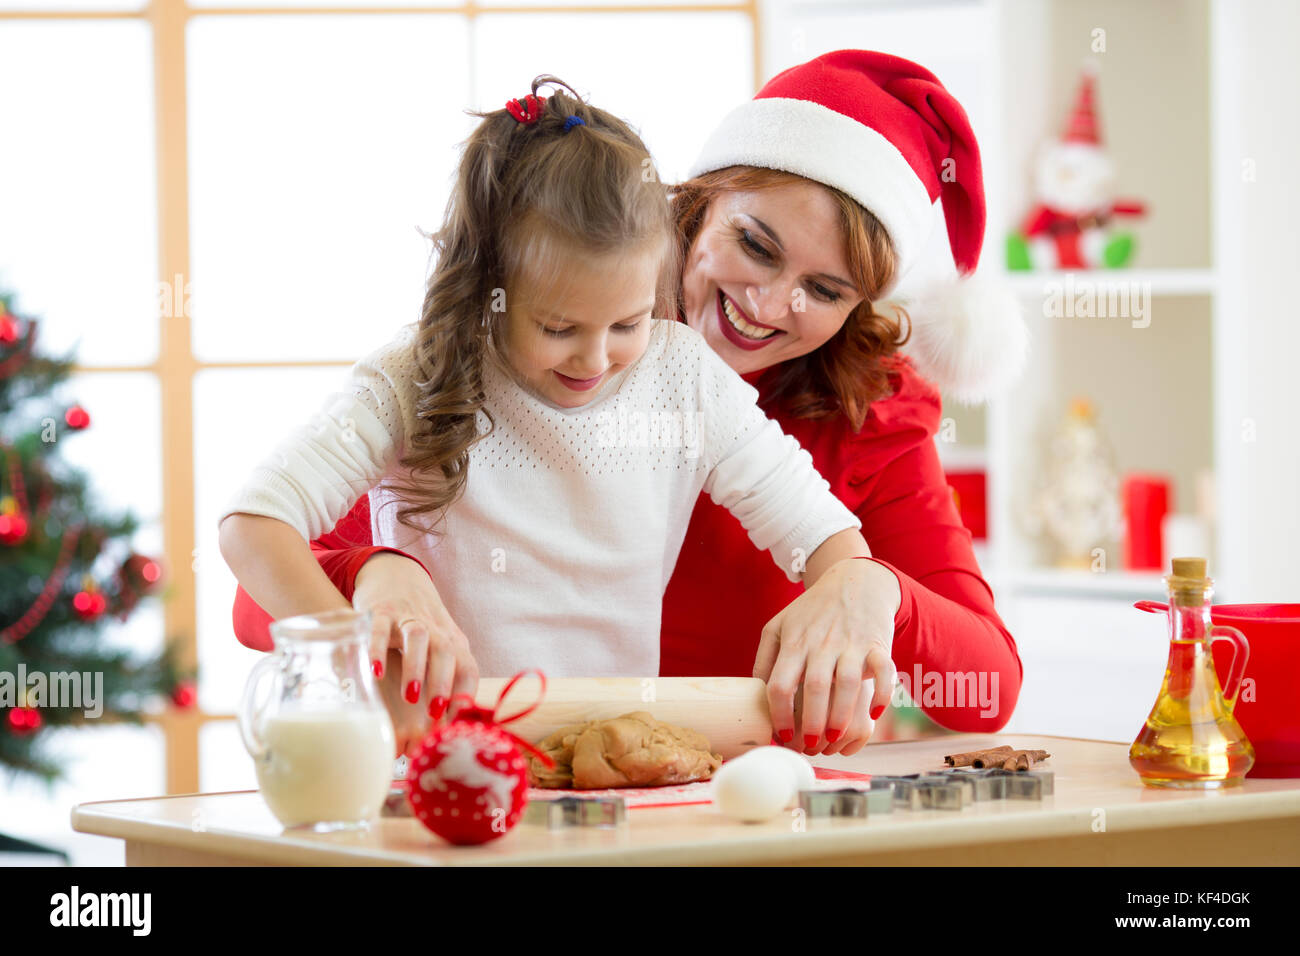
left=1170, top=557, right=1206, bottom=579
left=1166, top=556, right=1212, bottom=607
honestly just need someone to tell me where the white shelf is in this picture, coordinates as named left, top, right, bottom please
left=994, top=567, right=1167, bottom=600
left=1002, top=269, right=1218, bottom=297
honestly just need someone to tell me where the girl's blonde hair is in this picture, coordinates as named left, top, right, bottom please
left=384, top=75, right=678, bottom=538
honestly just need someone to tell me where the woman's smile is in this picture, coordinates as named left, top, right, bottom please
left=716, top=289, right=785, bottom=350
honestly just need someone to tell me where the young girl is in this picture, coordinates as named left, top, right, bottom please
left=218, top=77, right=893, bottom=757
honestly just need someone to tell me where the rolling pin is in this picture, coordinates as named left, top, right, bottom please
left=469, top=676, right=773, bottom=760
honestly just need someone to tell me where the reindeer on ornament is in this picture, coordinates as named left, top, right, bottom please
left=420, top=734, right=518, bottom=814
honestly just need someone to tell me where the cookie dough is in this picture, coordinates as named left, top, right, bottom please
left=528, top=711, right=724, bottom=789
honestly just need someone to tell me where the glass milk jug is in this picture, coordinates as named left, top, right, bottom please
left=238, top=609, right=396, bottom=831
left=1129, top=558, right=1255, bottom=788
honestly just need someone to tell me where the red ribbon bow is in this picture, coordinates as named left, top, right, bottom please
left=445, top=668, right=555, bottom=768
left=505, top=93, right=546, bottom=125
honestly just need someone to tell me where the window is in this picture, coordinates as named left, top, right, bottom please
left=0, top=0, right=758, bottom=859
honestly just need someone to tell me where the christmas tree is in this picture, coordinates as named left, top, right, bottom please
left=0, top=289, right=192, bottom=784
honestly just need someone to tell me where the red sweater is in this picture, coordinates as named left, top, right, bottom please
left=231, top=352, right=1021, bottom=732
left=659, top=357, right=1022, bottom=731
left=229, top=495, right=425, bottom=654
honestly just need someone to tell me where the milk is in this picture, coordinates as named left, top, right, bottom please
left=254, top=708, right=395, bottom=829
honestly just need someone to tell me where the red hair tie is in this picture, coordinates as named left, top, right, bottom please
left=505, top=93, right=547, bottom=125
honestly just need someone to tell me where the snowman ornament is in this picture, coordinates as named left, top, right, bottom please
left=1008, top=62, right=1145, bottom=271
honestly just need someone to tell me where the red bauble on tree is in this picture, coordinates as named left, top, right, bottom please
left=0, top=497, right=28, bottom=546
left=115, top=553, right=164, bottom=620
left=72, top=577, right=107, bottom=621
left=125, top=554, right=163, bottom=587
left=64, top=405, right=90, bottom=430
left=406, top=670, right=553, bottom=846
left=6, top=707, right=42, bottom=735
left=170, top=681, right=197, bottom=709
left=0, top=314, right=17, bottom=345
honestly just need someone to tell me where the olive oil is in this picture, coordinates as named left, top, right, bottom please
left=1129, top=558, right=1254, bottom=788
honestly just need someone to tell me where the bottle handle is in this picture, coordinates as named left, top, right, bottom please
left=238, top=654, right=281, bottom=761
left=1210, top=624, right=1250, bottom=712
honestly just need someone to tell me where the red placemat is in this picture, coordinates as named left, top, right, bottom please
left=524, top=765, right=873, bottom=809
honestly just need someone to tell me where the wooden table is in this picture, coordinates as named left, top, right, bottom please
left=71, top=734, right=1300, bottom=866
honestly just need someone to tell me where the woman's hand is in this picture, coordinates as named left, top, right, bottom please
left=351, top=552, right=479, bottom=758
left=753, top=556, right=900, bottom=756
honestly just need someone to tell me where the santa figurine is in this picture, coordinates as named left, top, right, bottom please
left=1007, top=62, right=1146, bottom=270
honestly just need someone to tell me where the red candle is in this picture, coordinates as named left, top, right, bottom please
left=945, top=470, right=987, bottom=540
left=1122, top=473, right=1170, bottom=570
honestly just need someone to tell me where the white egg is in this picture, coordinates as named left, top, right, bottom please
left=711, top=753, right=797, bottom=823
left=745, top=745, right=816, bottom=798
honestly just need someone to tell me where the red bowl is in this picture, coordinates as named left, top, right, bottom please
left=1206, top=604, right=1300, bottom=778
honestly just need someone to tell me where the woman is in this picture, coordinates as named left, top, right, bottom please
left=658, top=50, right=1029, bottom=753
left=230, top=50, right=1027, bottom=757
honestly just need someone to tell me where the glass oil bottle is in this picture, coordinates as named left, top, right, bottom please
left=1129, top=557, right=1255, bottom=788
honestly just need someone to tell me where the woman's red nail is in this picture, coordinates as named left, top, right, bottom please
left=870, top=703, right=886, bottom=721
left=428, top=696, right=448, bottom=721
left=372, top=659, right=384, bottom=679
left=803, top=734, right=818, bottom=750
left=826, top=728, right=842, bottom=743
left=405, top=680, right=421, bottom=704
left=778, top=728, right=794, bottom=743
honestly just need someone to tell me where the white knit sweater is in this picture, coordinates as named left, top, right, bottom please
left=219, top=318, right=862, bottom=677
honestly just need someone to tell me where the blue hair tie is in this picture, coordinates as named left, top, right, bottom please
left=563, top=115, right=585, bottom=132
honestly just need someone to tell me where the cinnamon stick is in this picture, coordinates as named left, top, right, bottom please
left=944, top=745, right=1014, bottom=767
left=992, top=749, right=1051, bottom=771
left=972, top=750, right=1014, bottom=768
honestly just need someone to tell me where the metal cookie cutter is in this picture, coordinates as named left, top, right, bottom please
left=798, top=787, right=893, bottom=820
left=383, top=785, right=412, bottom=817
left=935, top=768, right=1010, bottom=802
left=993, top=769, right=1055, bottom=800
left=522, top=796, right=627, bottom=829
left=873, top=774, right=968, bottom=810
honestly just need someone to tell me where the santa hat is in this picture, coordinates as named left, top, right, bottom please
left=689, top=49, right=1027, bottom=405
left=1063, top=61, right=1102, bottom=145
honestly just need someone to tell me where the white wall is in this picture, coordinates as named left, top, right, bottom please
left=1212, top=0, right=1300, bottom=602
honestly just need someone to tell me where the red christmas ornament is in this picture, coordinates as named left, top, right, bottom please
left=115, top=553, right=165, bottom=620
left=0, top=314, right=17, bottom=345
left=72, top=586, right=107, bottom=620
left=0, top=510, right=28, bottom=546
left=6, top=707, right=42, bottom=735
left=64, top=405, right=90, bottom=430
left=170, top=681, right=197, bottom=709
left=406, top=670, right=554, bottom=846
left=123, top=553, right=164, bottom=587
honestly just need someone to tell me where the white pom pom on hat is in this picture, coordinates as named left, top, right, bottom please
left=689, top=49, right=1028, bottom=405
left=885, top=273, right=1028, bottom=407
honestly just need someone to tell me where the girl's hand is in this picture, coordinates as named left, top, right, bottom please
left=753, top=557, right=899, bottom=756
left=351, top=552, right=480, bottom=758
